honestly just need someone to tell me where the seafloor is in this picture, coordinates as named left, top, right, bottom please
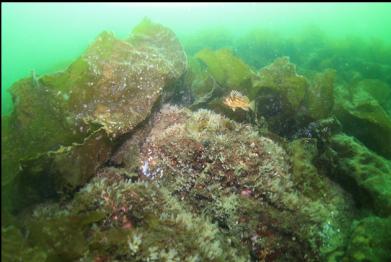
left=2, top=19, right=391, bottom=261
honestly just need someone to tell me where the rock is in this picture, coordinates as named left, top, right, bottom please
left=334, top=84, right=391, bottom=159
left=3, top=18, right=187, bottom=211
left=349, top=60, right=391, bottom=87
left=14, top=169, right=247, bottom=261
left=187, top=50, right=256, bottom=123
left=187, top=55, right=336, bottom=133
left=13, top=129, right=112, bottom=210
left=288, top=138, right=345, bottom=201
left=253, top=56, right=308, bottom=110
left=306, top=69, right=336, bottom=120
left=288, top=138, right=354, bottom=257
left=1, top=115, right=23, bottom=211
left=3, top=105, right=354, bottom=261
left=185, top=57, right=224, bottom=108
left=38, top=18, right=186, bottom=139
left=137, top=105, right=352, bottom=260
left=194, top=48, right=255, bottom=94
left=252, top=57, right=309, bottom=136
left=293, top=117, right=342, bottom=142
left=1, top=225, right=47, bottom=262
left=343, top=216, right=391, bottom=262
left=323, top=134, right=391, bottom=216
left=355, top=79, right=391, bottom=115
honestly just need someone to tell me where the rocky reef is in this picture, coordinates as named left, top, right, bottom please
left=2, top=19, right=391, bottom=262
left=2, top=18, right=187, bottom=211
left=2, top=106, right=353, bottom=261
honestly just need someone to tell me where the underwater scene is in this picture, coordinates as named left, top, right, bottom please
left=2, top=3, right=391, bottom=261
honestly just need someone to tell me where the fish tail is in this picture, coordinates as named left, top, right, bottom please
left=249, top=100, right=256, bottom=112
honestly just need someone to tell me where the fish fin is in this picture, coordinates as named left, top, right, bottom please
left=249, top=100, right=256, bottom=112
left=232, top=108, right=236, bottom=112
left=243, top=107, right=249, bottom=111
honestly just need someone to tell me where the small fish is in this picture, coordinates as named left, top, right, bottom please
left=223, top=90, right=255, bottom=112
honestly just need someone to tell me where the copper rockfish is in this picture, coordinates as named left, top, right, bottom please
left=223, top=90, right=255, bottom=112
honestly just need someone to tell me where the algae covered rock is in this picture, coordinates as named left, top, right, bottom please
left=137, top=105, right=352, bottom=261
left=334, top=83, right=391, bottom=159
left=293, top=117, right=342, bottom=144
left=13, top=169, right=247, bottom=261
left=251, top=57, right=309, bottom=136
left=250, top=58, right=337, bottom=137
left=3, top=105, right=355, bottom=261
left=13, top=129, right=112, bottom=209
left=287, top=138, right=354, bottom=257
left=39, top=18, right=186, bottom=139
left=2, top=225, right=47, bottom=262
left=186, top=49, right=256, bottom=123
left=343, top=216, right=391, bottom=262
left=194, top=48, right=255, bottom=94
left=355, top=79, right=391, bottom=115
left=289, top=138, right=342, bottom=200
left=187, top=54, right=337, bottom=134
left=324, top=134, right=391, bottom=216
left=184, top=57, right=224, bottom=108
left=253, top=56, right=309, bottom=110
left=306, top=69, right=336, bottom=120
left=3, top=18, right=187, bottom=210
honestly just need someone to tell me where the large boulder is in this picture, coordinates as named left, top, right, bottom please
left=306, top=69, right=336, bottom=120
left=184, top=57, right=223, bottom=108
left=343, top=216, right=391, bottom=262
left=5, top=171, right=245, bottom=261
left=287, top=137, right=354, bottom=258
left=252, top=57, right=308, bottom=110
left=323, top=134, right=391, bottom=216
left=2, top=106, right=354, bottom=261
left=2, top=18, right=187, bottom=211
left=334, top=83, right=391, bottom=159
left=355, top=79, right=391, bottom=115
left=251, top=57, right=309, bottom=136
left=194, top=48, right=255, bottom=94
left=251, top=57, right=337, bottom=137
left=136, top=105, right=352, bottom=261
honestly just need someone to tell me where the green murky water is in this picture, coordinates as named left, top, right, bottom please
left=2, top=3, right=391, bottom=262
left=3, top=3, right=391, bottom=114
